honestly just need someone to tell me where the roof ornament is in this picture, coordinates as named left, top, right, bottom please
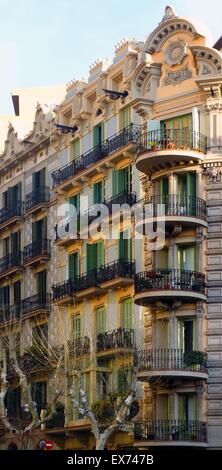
left=161, top=5, right=177, bottom=22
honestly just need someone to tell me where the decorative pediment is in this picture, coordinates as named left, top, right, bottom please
left=143, top=17, right=202, bottom=54
left=190, top=45, right=222, bottom=76
left=0, top=123, right=23, bottom=163
left=26, top=103, right=49, bottom=142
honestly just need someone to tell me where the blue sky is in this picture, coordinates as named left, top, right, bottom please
left=0, top=0, right=221, bottom=114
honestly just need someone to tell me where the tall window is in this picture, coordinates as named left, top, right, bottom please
left=68, top=252, right=80, bottom=280
left=96, top=306, right=106, bottom=335
left=121, top=298, right=133, bottom=329
left=31, top=381, right=47, bottom=416
left=37, top=270, right=47, bottom=297
left=119, top=231, right=132, bottom=261
left=112, top=166, right=132, bottom=196
left=178, top=245, right=197, bottom=271
left=87, top=241, right=104, bottom=272
left=69, top=193, right=80, bottom=216
left=32, top=168, right=46, bottom=190
left=120, top=107, right=131, bottom=130
left=73, top=314, right=81, bottom=341
left=93, top=180, right=104, bottom=204
left=178, top=319, right=197, bottom=352
left=71, top=138, right=80, bottom=160
left=3, top=182, right=22, bottom=207
left=32, top=217, right=47, bottom=242
left=93, top=123, right=104, bottom=147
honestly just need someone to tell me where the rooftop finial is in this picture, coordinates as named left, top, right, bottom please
left=161, top=5, right=177, bottom=22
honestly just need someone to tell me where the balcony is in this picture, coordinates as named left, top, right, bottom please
left=134, top=420, right=207, bottom=447
left=24, top=239, right=51, bottom=266
left=136, top=129, right=207, bottom=175
left=0, top=251, right=23, bottom=279
left=52, top=124, right=140, bottom=191
left=0, top=202, right=24, bottom=231
left=97, top=328, right=135, bottom=355
left=135, top=349, right=207, bottom=382
left=105, top=190, right=137, bottom=213
left=136, top=195, right=207, bottom=234
left=25, top=186, right=50, bottom=213
left=21, top=293, right=51, bottom=318
left=53, top=260, right=135, bottom=303
left=0, top=305, right=21, bottom=325
left=134, top=269, right=206, bottom=306
left=68, top=337, right=90, bottom=356
left=22, top=352, right=51, bottom=373
left=98, top=259, right=135, bottom=289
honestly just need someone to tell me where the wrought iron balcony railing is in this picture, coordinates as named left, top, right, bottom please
left=0, top=202, right=25, bottom=226
left=21, top=293, right=51, bottom=315
left=138, top=195, right=206, bottom=221
left=0, top=251, right=23, bottom=276
left=134, top=349, right=207, bottom=373
left=24, top=239, right=51, bottom=262
left=22, top=352, right=49, bottom=372
left=52, top=260, right=135, bottom=301
left=25, top=186, right=50, bottom=211
left=68, top=337, right=90, bottom=355
left=137, top=129, right=207, bottom=155
left=135, top=269, right=206, bottom=295
left=105, top=190, right=137, bottom=212
left=52, top=124, right=140, bottom=187
left=134, top=420, right=207, bottom=443
left=98, top=259, right=135, bottom=284
left=97, top=328, right=135, bottom=352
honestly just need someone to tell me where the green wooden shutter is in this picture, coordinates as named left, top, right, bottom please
left=93, top=124, right=104, bottom=147
left=160, top=178, right=169, bottom=197
left=8, top=187, right=14, bottom=207
left=69, top=194, right=80, bottom=215
left=38, top=270, right=46, bottom=295
left=72, top=139, right=80, bottom=160
left=42, top=217, right=47, bottom=239
left=16, top=182, right=22, bottom=202
left=32, top=222, right=37, bottom=242
left=119, top=232, right=124, bottom=259
left=121, top=299, right=133, bottom=329
left=68, top=254, right=75, bottom=280
left=32, top=172, right=37, bottom=190
left=117, top=369, right=127, bottom=393
left=40, top=168, right=46, bottom=187
left=96, top=307, right=106, bottom=334
left=97, top=241, right=104, bottom=269
left=178, top=395, right=186, bottom=420
left=112, top=170, right=119, bottom=196
left=120, top=107, right=131, bottom=130
left=87, top=244, right=93, bottom=272
left=119, top=169, right=125, bottom=193
left=73, top=315, right=81, bottom=340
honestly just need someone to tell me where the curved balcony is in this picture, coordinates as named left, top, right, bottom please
left=135, top=350, right=207, bottom=381
left=136, top=129, right=207, bottom=175
left=134, top=269, right=206, bottom=306
left=134, top=420, right=207, bottom=447
left=135, top=195, right=207, bottom=234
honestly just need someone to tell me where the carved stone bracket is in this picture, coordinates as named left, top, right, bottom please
left=203, top=163, right=222, bottom=183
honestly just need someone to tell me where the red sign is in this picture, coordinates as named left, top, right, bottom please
left=45, top=440, right=54, bottom=450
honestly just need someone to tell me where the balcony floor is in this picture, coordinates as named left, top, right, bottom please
left=134, top=290, right=206, bottom=306
left=136, top=149, right=205, bottom=175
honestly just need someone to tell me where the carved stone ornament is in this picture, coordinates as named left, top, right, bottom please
left=161, top=5, right=177, bottom=23
left=164, top=66, right=192, bottom=86
left=203, top=164, right=222, bottom=182
left=165, top=40, right=188, bottom=66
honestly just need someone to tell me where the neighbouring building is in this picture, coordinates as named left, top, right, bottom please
left=1, top=5, right=222, bottom=450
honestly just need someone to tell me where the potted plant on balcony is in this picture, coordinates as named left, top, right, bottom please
left=184, top=351, right=204, bottom=368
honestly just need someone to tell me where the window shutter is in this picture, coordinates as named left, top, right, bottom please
left=93, top=183, right=99, bottom=204
left=118, top=169, right=125, bottom=193
left=178, top=396, right=185, bottom=420
left=68, top=254, right=75, bottom=280
left=8, top=187, right=13, bottom=207
left=112, top=170, right=119, bottom=196
left=97, top=241, right=104, bottom=269
left=16, top=182, right=22, bottom=202
left=73, top=315, right=81, bottom=340
left=93, top=126, right=99, bottom=147
left=32, top=172, right=37, bottom=190
left=84, top=373, right=90, bottom=403
left=160, top=178, right=169, bottom=197
left=72, top=139, right=80, bottom=160
left=32, top=222, right=37, bottom=243
left=40, top=168, right=46, bottom=187
left=87, top=244, right=93, bottom=272
left=42, top=217, right=47, bottom=239
left=121, top=299, right=132, bottom=329
left=96, top=307, right=106, bottom=334
left=119, top=232, right=124, bottom=260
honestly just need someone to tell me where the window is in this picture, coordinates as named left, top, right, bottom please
left=71, top=139, right=80, bottom=160
left=120, top=107, right=131, bottom=130
left=11, top=231, right=21, bottom=252
left=96, top=306, right=106, bottom=335
left=179, top=319, right=197, bottom=352
left=162, top=114, right=192, bottom=131
left=73, top=314, right=81, bottom=340
left=13, top=281, right=21, bottom=311
left=3, top=237, right=10, bottom=256
left=119, top=231, right=132, bottom=261
left=97, top=372, right=110, bottom=399
left=68, top=252, right=80, bottom=280
left=121, top=298, right=133, bottom=329
left=33, top=168, right=46, bottom=190
left=178, top=245, right=197, bottom=271
left=117, top=367, right=132, bottom=394
left=0, top=285, right=10, bottom=305
left=112, top=165, right=132, bottom=196
left=93, top=180, right=104, bottom=204
left=4, top=387, right=21, bottom=419
left=69, top=193, right=80, bottom=216
left=178, top=394, right=197, bottom=421
left=3, top=182, right=22, bottom=207
left=32, top=323, right=48, bottom=348
left=32, top=217, right=47, bottom=242
left=93, top=123, right=104, bottom=147
left=86, top=241, right=104, bottom=272
left=31, top=381, right=47, bottom=416
left=37, top=270, right=47, bottom=296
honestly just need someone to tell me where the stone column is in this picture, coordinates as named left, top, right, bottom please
left=196, top=170, right=203, bottom=199
left=196, top=227, right=204, bottom=273
left=168, top=172, right=175, bottom=195
left=168, top=313, right=178, bottom=349
left=196, top=302, right=204, bottom=351
left=197, top=383, right=205, bottom=421
left=168, top=239, right=176, bottom=269
left=151, top=312, right=157, bottom=348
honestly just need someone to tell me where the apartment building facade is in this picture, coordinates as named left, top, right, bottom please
left=1, top=6, right=222, bottom=450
